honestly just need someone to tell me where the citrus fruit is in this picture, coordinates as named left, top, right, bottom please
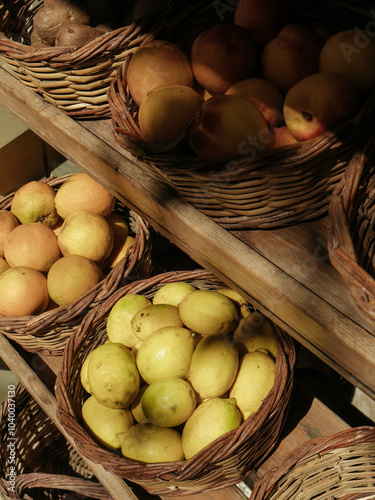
left=131, top=303, right=183, bottom=341
left=130, top=384, right=149, bottom=424
left=118, top=423, right=184, bottom=463
left=233, top=312, right=278, bottom=358
left=4, top=222, right=61, bottom=273
left=87, top=342, right=140, bottom=409
left=136, top=326, right=195, bottom=384
left=0, top=266, right=49, bottom=317
left=229, top=350, right=276, bottom=420
left=141, top=377, right=196, bottom=427
left=80, top=350, right=95, bottom=394
left=100, top=213, right=131, bottom=270
left=152, top=281, right=196, bottom=306
left=217, top=287, right=252, bottom=318
left=10, top=180, right=59, bottom=227
left=58, top=210, right=114, bottom=262
left=181, top=397, right=242, bottom=460
left=106, top=293, right=152, bottom=348
left=0, top=210, right=19, bottom=257
left=0, top=257, right=10, bottom=275
left=47, top=254, right=102, bottom=306
left=54, top=172, right=116, bottom=219
left=189, top=335, right=239, bottom=400
left=82, top=395, right=134, bottom=451
left=178, top=289, right=238, bottom=336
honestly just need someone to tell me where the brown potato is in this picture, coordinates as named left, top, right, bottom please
left=33, top=2, right=90, bottom=45
left=55, top=23, right=102, bottom=46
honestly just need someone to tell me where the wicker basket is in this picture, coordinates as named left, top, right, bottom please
left=0, top=0, right=216, bottom=119
left=328, top=138, right=375, bottom=322
left=108, top=0, right=375, bottom=229
left=0, top=175, right=153, bottom=355
left=0, top=382, right=111, bottom=500
left=250, top=426, right=375, bottom=499
left=55, top=269, right=296, bottom=497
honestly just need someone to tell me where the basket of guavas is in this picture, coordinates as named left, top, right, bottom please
left=0, top=173, right=153, bottom=355
left=108, top=0, right=375, bottom=229
left=0, top=0, right=213, bottom=118
left=55, top=268, right=296, bottom=496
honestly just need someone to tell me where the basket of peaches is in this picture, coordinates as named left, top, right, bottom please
left=108, top=0, right=375, bottom=229
left=0, top=173, right=153, bottom=355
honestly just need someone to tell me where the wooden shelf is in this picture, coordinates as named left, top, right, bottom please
left=0, top=66, right=373, bottom=400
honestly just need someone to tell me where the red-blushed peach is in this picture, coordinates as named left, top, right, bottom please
left=138, top=84, right=204, bottom=153
left=127, top=40, right=194, bottom=106
left=283, top=73, right=361, bottom=142
left=190, top=23, right=258, bottom=95
left=319, top=29, right=375, bottom=93
left=187, top=94, right=271, bottom=161
left=234, top=0, right=291, bottom=47
left=226, top=78, right=284, bottom=127
left=262, top=23, right=325, bottom=94
left=270, top=125, right=298, bottom=149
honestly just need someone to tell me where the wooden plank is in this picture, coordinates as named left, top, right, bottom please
left=0, top=67, right=374, bottom=401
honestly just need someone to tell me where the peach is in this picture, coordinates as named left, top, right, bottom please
left=283, top=73, right=361, bottom=142
left=226, top=78, right=284, bottom=126
left=262, top=23, right=325, bottom=94
left=190, top=23, right=258, bottom=95
left=234, top=0, right=291, bottom=47
left=187, top=94, right=271, bottom=161
left=270, top=126, right=297, bottom=149
left=319, top=29, right=375, bottom=93
left=138, top=85, right=204, bottom=153
left=127, top=41, right=194, bottom=106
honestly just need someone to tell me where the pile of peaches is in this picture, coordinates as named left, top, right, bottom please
left=125, top=0, right=375, bottom=161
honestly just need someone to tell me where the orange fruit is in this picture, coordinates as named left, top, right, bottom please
left=4, top=223, right=61, bottom=273
left=54, top=173, right=116, bottom=219
left=0, top=266, right=49, bottom=317
left=0, top=210, right=19, bottom=257
left=47, top=254, right=102, bottom=306
left=58, top=210, right=114, bottom=263
left=10, top=180, right=59, bottom=227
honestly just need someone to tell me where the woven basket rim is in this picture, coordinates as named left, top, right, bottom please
left=328, top=137, right=375, bottom=322
left=0, top=382, right=111, bottom=499
left=0, top=174, right=153, bottom=355
left=55, top=269, right=296, bottom=496
left=250, top=425, right=375, bottom=500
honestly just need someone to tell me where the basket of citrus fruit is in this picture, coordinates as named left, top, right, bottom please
left=250, top=426, right=375, bottom=499
left=108, top=0, right=375, bottom=229
left=0, top=382, right=111, bottom=500
left=0, top=173, right=153, bottom=355
left=55, top=268, right=295, bottom=496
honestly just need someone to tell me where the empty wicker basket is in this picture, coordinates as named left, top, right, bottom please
left=328, top=138, right=375, bottom=322
left=55, top=269, right=296, bottom=497
left=0, top=175, right=153, bottom=355
left=250, top=426, right=375, bottom=499
left=0, top=382, right=111, bottom=500
left=108, top=0, right=375, bottom=229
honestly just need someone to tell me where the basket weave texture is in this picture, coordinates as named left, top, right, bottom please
left=0, top=175, right=153, bottom=356
left=108, top=0, right=375, bottom=229
left=328, top=138, right=375, bottom=322
left=0, top=382, right=111, bottom=500
left=55, top=269, right=296, bottom=497
left=250, top=426, right=375, bottom=500
left=0, top=0, right=214, bottom=118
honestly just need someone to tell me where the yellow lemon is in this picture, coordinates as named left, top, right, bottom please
left=152, top=281, right=196, bottom=306
left=131, top=303, right=183, bottom=341
left=130, top=385, right=149, bottom=424
left=233, top=312, right=278, bottom=358
left=82, top=395, right=134, bottom=450
left=141, top=377, right=196, bottom=427
left=136, top=326, right=195, bottom=384
left=181, top=397, right=242, bottom=460
left=229, top=350, right=276, bottom=420
left=118, top=423, right=184, bottom=463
